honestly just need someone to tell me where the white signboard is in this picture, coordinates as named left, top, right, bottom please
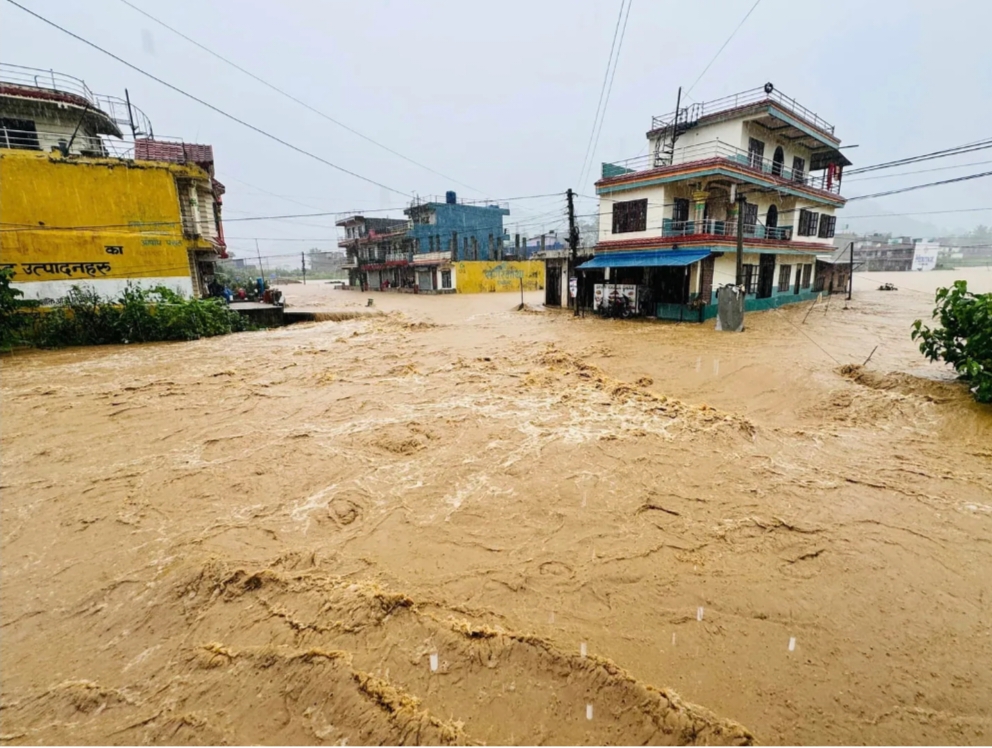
left=569, top=276, right=577, bottom=299
left=912, top=242, right=940, bottom=272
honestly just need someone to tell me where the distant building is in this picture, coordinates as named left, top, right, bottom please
left=585, top=82, right=851, bottom=321
left=0, top=62, right=226, bottom=302
left=308, top=250, right=346, bottom=274
left=337, top=215, right=413, bottom=289
left=337, top=191, right=542, bottom=294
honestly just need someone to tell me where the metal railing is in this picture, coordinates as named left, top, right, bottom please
left=651, top=85, right=835, bottom=135
left=408, top=195, right=510, bottom=211
left=0, top=126, right=208, bottom=164
left=0, top=62, right=96, bottom=103
left=601, top=139, right=841, bottom=195
left=1, top=63, right=155, bottom=136
left=662, top=219, right=793, bottom=241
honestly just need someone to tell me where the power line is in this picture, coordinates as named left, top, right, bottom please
left=847, top=171, right=992, bottom=201
left=5, top=0, right=411, bottom=198
left=845, top=138, right=992, bottom=175
left=844, top=159, right=992, bottom=182
left=581, top=0, right=633, bottom=190
left=840, top=207, right=992, bottom=219
left=684, top=0, right=761, bottom=98
left=577, top=0, right=628, bottom=187
left=117, top=0, right=483, bottom=196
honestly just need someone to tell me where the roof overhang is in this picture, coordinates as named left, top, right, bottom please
left=597, top=160, right=847, bottom=207
left=578, top=249, right=711, bottom=269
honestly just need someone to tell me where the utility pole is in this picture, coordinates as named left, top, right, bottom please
left=735, top=190, right=747, bottom=286
left=255, top=239, right=266, bottom=288
left=301, top=250, right=307, bottom=285
left=846, top=240, right=854, bottom=301
left=567, top=188, right=579, bottom=316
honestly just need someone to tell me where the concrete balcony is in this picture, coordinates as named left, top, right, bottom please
left=662, top=218, right=793, bottom=241
left=601, top=140, right=843, bottom=196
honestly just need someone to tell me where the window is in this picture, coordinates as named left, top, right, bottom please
left=772, top=146, right=785, bottom=176
left=792, top=156, right=806, bottom=183
left=471, top=236, right=479, bottom=260
left=743, top=264, right=758, bottom=295
left=778, top=264, right=792, bottom=293
left=428, top=235, right=435, bottom=252
left=612, top=199, right=648, bottom=234
left=818, top=214, right=837, bottom=239
left=441, top=270, right=452, bottom=289
left=0, top=118, right=41, bottom=150
left=801, top=263, right=812, bottom=289
left=743, top=203, right=758, bottom=234
left=798, top=209, right=820, bottom=237
left=672, top=198, right=690, bottom=224
left=748, top=137, right=765, bottom=169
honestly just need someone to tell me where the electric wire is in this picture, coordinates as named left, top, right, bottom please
left=4, top=0, right=412, bottom=197
left=576, top=0, right=628, bottom=187
left=579, top=0, right=633, bottom=190
left=684, top=0, right=761, bottom=98
left=117, top=0, right=486, bottom=195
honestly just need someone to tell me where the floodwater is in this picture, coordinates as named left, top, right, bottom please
left=1, top=269, right=990, bottom=745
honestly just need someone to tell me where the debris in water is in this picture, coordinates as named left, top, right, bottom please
left=788, top=637, right=796, bottom=652
left=580, top=642, right=587, bottom=658
left=697, top=606, right=705, bottom=621
left=586, top=704, right=593, bottom=720
left=429, top=652, right=439, bottom=672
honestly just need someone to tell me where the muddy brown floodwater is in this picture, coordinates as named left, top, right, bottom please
left=2, top=270, right=991, bottom=745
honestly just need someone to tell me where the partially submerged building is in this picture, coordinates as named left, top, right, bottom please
left=0, top=63, right=226, bottom=302
left=582, top=83, right=851, bottom=321
left=338, top=191, right=543, bottom=293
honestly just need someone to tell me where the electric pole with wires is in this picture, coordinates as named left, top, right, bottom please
left=301, top=250, right=307, bottom=285
left=567, top=188, right=580, bottom=316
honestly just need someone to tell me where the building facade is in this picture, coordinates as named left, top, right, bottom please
left=582, top=83, right=851, bottom=321
left=338, top=191, right=543, bottom=294
left=0, top=63, right=226, bottom=302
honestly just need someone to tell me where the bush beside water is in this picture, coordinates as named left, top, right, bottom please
left=1, top=268, right=248, bottom=350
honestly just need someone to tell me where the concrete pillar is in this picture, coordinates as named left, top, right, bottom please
left=692, top=190, right=709, bottom=231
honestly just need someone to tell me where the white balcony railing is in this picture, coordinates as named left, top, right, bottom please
left=601, top=140, right=842, bottom=195
left=651, top=85, right=836, bottom=136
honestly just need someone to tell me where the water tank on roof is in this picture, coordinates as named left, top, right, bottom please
left=445, top=191, right=457, bottom=205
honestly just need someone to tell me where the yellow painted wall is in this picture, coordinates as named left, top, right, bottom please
left=454, top=260, right=544, bottom=293
left=0, top=150, right=211, bottom=283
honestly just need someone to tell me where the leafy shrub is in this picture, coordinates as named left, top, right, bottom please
left=912, top=281, right=992, bottom=403
left=0, top=266, right=38, bottom=350
left=25, top=283, right=249, bottom=348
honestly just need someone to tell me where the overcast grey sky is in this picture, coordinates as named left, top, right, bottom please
left=3, top=0, right=991, bottom=261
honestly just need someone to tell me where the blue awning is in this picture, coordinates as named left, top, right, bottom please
left=577, top=249, right=711, bottom=269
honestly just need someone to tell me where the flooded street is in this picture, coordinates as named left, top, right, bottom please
left=2, top=270, right=991, bottom=745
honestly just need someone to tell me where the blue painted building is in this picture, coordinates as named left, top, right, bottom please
left=405, top=191, right=510, bottom=262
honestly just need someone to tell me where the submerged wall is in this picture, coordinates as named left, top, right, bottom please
left=454, top=260, right=544, bottom=293
left=0, top=150, right=211, bottom=302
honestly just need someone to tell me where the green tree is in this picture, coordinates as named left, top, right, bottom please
left=0, top=266, right=30, bottom=350
left=912, top=281, right=992, bottom=403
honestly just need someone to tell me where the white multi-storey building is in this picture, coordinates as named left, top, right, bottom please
left=580, top=83, right=851, bottom=320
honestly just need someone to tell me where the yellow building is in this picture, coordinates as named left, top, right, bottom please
left=0, top=63, right=225, bottom=302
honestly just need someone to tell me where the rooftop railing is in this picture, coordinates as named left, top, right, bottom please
left=601, top=139, right=842, bottom=195
left=1, top=62, right=154, bottom=136
left=0, top=125, right=210, bottom=166
left=651, top=86, right=835, bottom=136
left=408, top=195, right=510, bottom=211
